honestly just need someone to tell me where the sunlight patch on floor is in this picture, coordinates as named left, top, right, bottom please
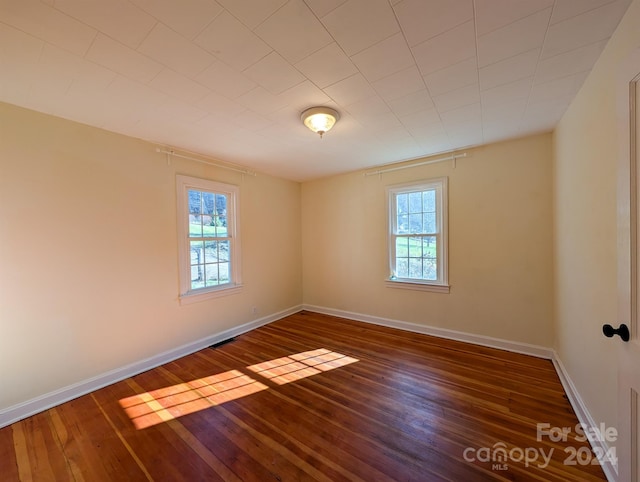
left=119, top=349, right=358, bottom=429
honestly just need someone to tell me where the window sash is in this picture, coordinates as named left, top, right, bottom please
left=387, top=178, right=448, bottom=288
left=176, top=175, right=241, bottom=303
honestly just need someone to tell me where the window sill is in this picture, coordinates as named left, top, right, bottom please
left=385, top=280, right=450, bottom=293
left=179, top=284, right=244, bottom=305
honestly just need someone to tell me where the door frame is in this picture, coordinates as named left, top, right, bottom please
left=616, top=47, right=640, bottom=482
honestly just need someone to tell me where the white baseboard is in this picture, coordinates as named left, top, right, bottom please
left=552, top=354, right=618, bottom=482
left=302, top=304, right=554, bottom=359
left=0, top=305, right=302, bottom=429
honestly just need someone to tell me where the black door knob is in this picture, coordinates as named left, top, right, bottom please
left=602, top=324, right=630, bottom=342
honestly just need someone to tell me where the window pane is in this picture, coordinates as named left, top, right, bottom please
left=396, top=237, right=409, bottom=257
left=409, top=213, right=423, bottom=234
left=191, top=265, right=204, bottom=290
left=204, top=241, right=218, bottom=263
left=396, top=258, right=408, bottom=278
left=202, top=192, right=215, bottom=215
left=397, top=214, right=409, bottom=234
left=205, top=264, right=219, bottom=286
left=409, top=258, right=422, bottom=278
left=423, top=212, right=436, bottom=233
left=190, top=241, right=204, bottom=265
left=215, top=194, right=227, bottom=215
left=423, top=190, right=436, bottom=212
left=219, top=240, right=230, bottom=261
left=219, top=262, right=230, bottom=283
left=202, top=222, right=216, bottom=237
left=424, top=236, right=437, bottom=259
left=189, top=214, right=202, bottom=237
left=408, top=192, right=422, bottom=213
left=423, top=258, right=437, bottom=280
left=408, top=236, right=423, bottom=257
left=396, top=193, right=408, bottom=215
left=217, top=215, right=228, bottom=237
left=188, top=190, right=202, bottom=214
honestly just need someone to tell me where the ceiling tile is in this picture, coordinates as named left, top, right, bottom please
left=433, top=83, right=480, bottom=112
left=412, top=21, right=476, bottom=76
left=303, top=0, right=348, bottom=18
left=148, top=68, right=211, bottom=103
left=479, top=49, right=539, bottom=91
left=197, top=91, right=247, bottom=118
left=54, top=0, right=156, bottom=49
left=0, top=0, right=95, bottom=56
left=231, top=110, right=272, bottom=131
left=483, top=121, right=523, bottom=143
left=323, top=73, right=377, bottom=106
left=423, top=57, right=477, bottom=97
left=277, top=81, right=332, bottom=110
left=130, top=0, right=223, bottom=39
left=346, top=95, right=391, bottom=118
left=477, top=8, right=550, bottom=67
left=20, top=44, right=83, bottom=112
left=534, top=39, right=608, bottom=84
left=104, top=76, right=168, bottom=120
left=195, top=11, right=272, bottom=71
left=475, top=0, right=553, bottom=36
left=372, top=66, right=425, bottom=101
left=149, top=98, right=209, bottom=124
left=138, top=23, right=215, bottom=77
left=393, top=0, right=473, bottom=47
left=243, top=51, right=305, bottom=94
left=351, top=32, right=414, bottom=83
left=236, top=86, right=289, bottom=115
left=399, top=107, right=442, bottom=131
left=294, top=43, right=357, bottom=89
left=217, top=0, right=287, bottom=30
left=85, top=34, right=163, bottom=84
left=482, top=98, right=527, bottom=122
left=550, top=0, right=624, bottom=24
left=195, top=60, right=257, bottom=98
left=440, top=102, right=481, bottom=125
left=66, top=60, right=118, bottom=100
left=480, top=77, right=532, bottom=107
left=320, top=0, right=400, bottom=56
left=255, top=0, right=333, bottom=64
left=529, top=71, right=589, bottom=104
left=388, top=90, right=435, bottom=117
left=542, top=0, right=630, bottom=59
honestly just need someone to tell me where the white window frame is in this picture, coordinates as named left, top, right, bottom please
left=386, top=177, right=449, bottom=293
left=176, top=175, right=242, bottom=305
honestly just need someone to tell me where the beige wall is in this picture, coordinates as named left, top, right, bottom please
left=553, top=0, right=640, bottom=436
left=302, top=134, right=554, bottom=347
left=0, top=102, right=302, bottom=411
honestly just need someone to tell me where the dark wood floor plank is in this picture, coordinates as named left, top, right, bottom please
left=0, top=311, right=606, bottom=481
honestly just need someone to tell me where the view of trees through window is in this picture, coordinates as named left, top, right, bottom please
left=188, top=189, right=230, bottom=289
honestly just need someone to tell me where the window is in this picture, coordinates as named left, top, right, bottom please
left=176, top=175, right=242, bottom=304
left=387, top=178, right=449, bottom=292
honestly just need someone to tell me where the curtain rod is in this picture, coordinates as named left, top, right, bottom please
left=156, top=148, right=257, bottom=176
left=364, top=152, right=467, bottom=176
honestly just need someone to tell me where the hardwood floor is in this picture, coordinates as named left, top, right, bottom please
left=0, top=311, right=606, bottom=481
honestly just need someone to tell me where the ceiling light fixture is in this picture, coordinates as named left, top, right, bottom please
left=301, top=106, right=340, bottom=138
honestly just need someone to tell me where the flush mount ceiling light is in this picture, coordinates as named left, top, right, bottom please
left=301, top=106, right=340, bottom=138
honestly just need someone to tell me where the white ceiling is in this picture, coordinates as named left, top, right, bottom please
left=0, top=0, right=632, bottom=181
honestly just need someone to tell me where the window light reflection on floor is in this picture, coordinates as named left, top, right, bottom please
left=119, top=349, right=358, bottom=430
